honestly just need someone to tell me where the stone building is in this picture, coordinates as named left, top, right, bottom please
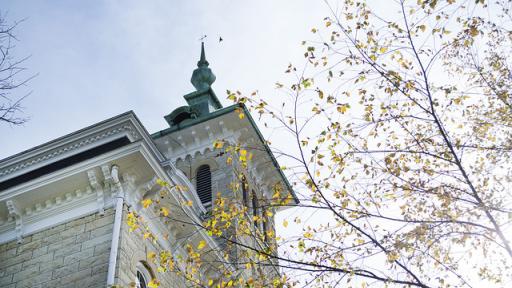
left=0, top=44, right=297, bottom=287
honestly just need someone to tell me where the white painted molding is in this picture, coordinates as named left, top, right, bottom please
left=0, top=124, right=138, bottom=180
left=0, top=142, right=141, bottom=202
left=0, top=144, right=144, bottom=244
left=6, top=200, right=22, bottom=244
left=88, top=169, right=105, bottom=215
left=0, top=195, right=115, bottom=245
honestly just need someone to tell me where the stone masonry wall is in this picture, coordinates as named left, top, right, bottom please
left=114, top=204, right=186, bottom=288
left=0, top=208, right=114, bottom=288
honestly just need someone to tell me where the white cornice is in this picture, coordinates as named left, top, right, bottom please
left=0, top=142, right=142, bottom=201
left=0, top=144, right=147, bottom=244
left=0, top=112, right=144, bottom=182
left=0, top=140, right=210, bottom=246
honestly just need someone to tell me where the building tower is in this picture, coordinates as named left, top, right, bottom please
left=0, top=43, right=297, bottom=287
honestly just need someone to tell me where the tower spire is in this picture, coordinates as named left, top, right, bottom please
left=191, top=42, right=215, bottom=91
left=164, top=41, right=223, bottom=127
left=198, top=42, right=209, bottom=67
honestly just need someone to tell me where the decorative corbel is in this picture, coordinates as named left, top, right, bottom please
left=205, top=125, right=214, bottom=141
left=132, top=175, right=159, bottom=209
left=166, top=147, right=173, bottom=158
left=232, top=130, right=243, bottom=144
left=6, top=200, right=23, bottom=244
left=218, top=120, right=229, bottom=135
left=144, top=175, right=159, bottom=191
left=121, top=173, right=136, bottom=205
left=88, top=169, right=105, bottom=215
left=101, top=165, right=113, bottom=194
left=176, top=135, right=186, bottom=148
left=191, top=130, right=201, bottom=146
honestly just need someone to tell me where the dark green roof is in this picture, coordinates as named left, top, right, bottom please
left=152, top=103, right=299, bottom=204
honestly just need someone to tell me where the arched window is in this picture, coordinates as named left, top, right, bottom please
left=262, top=206, right=268, bottom=243
left=251, top=190, right=259, bottom=229
left=196, top=164, right=212, bottom=207
left=136, top=271, right=147, bottom=288
left=242, top=175, right=249, bottom=207
left=136, top=262, right=153, bottom=288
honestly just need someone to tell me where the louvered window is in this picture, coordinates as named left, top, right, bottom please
left=135, top=262, right=152, bottom=288
left=242, top=176, right=249, bottom=207
left=262, top=206, right=268, bottom=243
left=196, top=165, right=212, bottom=207
left=252, top=190, right=259, bottom=229
left=136, top=271, right=147, bottom=288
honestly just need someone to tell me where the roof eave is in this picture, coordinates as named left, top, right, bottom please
left=152, top=103, right=300, bottom=205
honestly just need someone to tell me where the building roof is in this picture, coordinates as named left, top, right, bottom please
left=153, top=103, right=299, bottom=204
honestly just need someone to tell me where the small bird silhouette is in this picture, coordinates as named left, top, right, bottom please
left=219, top=36, right=223, bottom=42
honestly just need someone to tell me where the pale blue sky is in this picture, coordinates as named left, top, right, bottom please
left=0, top=1, right=326, bottom=159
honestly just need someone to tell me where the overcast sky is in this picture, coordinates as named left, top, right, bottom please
left=0, top=1, right=326, bottom=159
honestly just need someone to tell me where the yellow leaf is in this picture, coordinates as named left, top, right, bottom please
left=142, top=198, right=152, bottom=209
left=213, top=140, right=224, bottom=149
left=469, top=26, right=479, bottom=37
left=197, top=240, right=206, bottom=250
left=148, top=279, right=160, bottom=288
left=156, top=179, right=167, bottom=186
left=283, top=220, right=288, bottom=228
left=238, top=112, right=245, bottom=119
left=418, top=24, right=426, bottom=32
left=325, top=21, right=331, bottom=27
left=240, top=149, right=247, bottom=156
left=317, top=89, right=324, bottom=99
left=126, top=212, right=139, bottom=232
left=303, top=232, right=313, bottom=239
left=208, top=279, right=214, bottom=286
left=185, top=200, right=193, bottom=207
left=387, top=251, right=400, bottom=262
left=148, top=252, right=156, bottom=262
left=160, top=207, right=169, bottom=217
left=337, top=104, right=349, bottom=114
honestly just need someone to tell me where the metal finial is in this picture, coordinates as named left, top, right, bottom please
left=191, top=42, right=215, bottom=91
left=198, top=42, right=209, bottom=67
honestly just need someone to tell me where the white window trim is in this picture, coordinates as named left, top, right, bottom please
left=136, top=262, right=153, bottom=288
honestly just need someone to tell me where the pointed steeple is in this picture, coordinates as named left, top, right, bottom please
left=191, top=42, right=216, bottom=91
left=198, top=42, right=209, bottom=67
left=164, top=42, right=223, bottom=128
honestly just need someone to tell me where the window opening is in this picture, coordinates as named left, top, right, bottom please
left=196, top=165, right=212, bottom=207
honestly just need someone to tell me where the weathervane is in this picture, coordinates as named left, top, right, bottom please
left=199, top=34, right=223, bottom=43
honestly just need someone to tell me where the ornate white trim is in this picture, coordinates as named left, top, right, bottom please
left=0, top=124, right=140, bottom=177
left=6, top=200, right=22, bottom=243
left=88, top=169, right=106, bottom=215
left=0, top=185, right=114, bottom=245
